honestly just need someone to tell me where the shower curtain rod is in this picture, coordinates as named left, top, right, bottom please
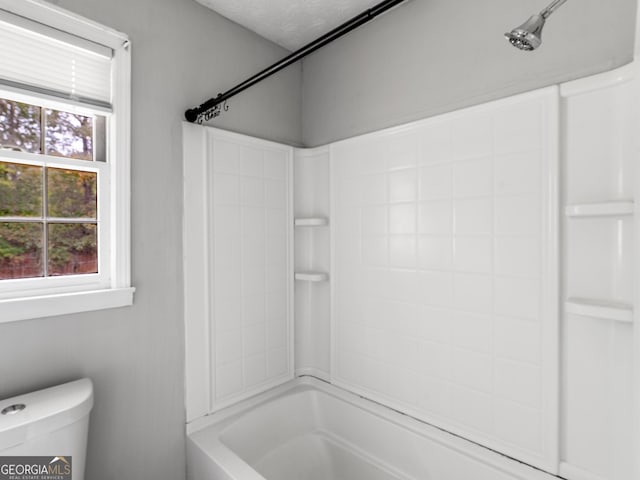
left=184, top=0, right=409, bottom=123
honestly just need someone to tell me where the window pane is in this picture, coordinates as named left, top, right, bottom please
left=0, top=222, right=43, bottom=279
left=45, top=109, right=93, bottom=160
left=0, top=98, right=41, bottom=153
left=47, top=223, right=97, bottom=276
left=0, top=161, right=43, bottom=217
left=94, top=115, right=107, bottom=162
left=47, top=168, right=97, bottom=218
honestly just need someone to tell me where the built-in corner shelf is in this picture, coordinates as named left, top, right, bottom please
left=565, top=297, right=634, bottom=324
left=565, top=201, right=634, bottom=218
left=294, top=217, right=329, bottom=227
left=295, top=271, right=329, bottom=282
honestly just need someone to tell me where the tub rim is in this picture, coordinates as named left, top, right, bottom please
left=186, top=376, right=556, bottom=480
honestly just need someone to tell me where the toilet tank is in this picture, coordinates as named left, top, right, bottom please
left=0, top=378, right=93, bottom=480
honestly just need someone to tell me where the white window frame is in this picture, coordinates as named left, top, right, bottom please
left=0, top=0, right=133, bottom=323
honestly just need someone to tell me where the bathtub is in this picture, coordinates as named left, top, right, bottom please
left=187, top=376, right=556, bottom=480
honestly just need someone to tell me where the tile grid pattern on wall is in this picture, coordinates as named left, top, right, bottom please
left=331, top=90, right=556, bottom=468
left=210, top=137, right=290, bottom=405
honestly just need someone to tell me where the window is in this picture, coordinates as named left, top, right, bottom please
left=0, top=98, right=103, bottom=282
left=0, top=1, right=132, bottom=322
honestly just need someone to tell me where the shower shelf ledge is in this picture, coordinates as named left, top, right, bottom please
left=565, top=298, right=633, bottom=324
left=295, top=271, right=329, bottom=282
left=565, top=201, right=634, bottom=218
left=294, top=217, right=329, bottom=227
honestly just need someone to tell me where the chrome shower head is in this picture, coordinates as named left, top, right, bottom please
left=505, top=14, right=545, bottom=51
left=505, top=0, right=568, bottom=51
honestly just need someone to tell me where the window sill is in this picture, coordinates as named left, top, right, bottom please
left=0, top=287, right=135, bottom=324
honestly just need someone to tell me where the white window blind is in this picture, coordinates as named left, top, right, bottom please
left=0, top=10, right=113, bottom=108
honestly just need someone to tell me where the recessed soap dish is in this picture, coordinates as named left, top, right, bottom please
left=294, top=217, right=328, bottom=227
left=2, top=403, right=26, bottom=415
left=295, top=272, right=329, bottom=282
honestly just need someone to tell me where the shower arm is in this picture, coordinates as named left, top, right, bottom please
left=540, top=0, right=568, bottom=19
left=184, top=0, right=409, bottom=124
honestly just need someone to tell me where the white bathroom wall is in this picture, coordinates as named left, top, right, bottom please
left=183, top=125, right=294, bottom=420
left=559, top=65, right=637, bottom=480
left=330, top=87, right=560, bottom=472
left=0, top=1, right=302, bottom=479
left=293, top=148, right=331, bottom=379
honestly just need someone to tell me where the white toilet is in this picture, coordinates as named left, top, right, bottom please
left=0, top=378, right=93, bottom=480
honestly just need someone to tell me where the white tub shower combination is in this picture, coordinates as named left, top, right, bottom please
left=187, top=377, right=555, bottom=480
left=183, top=63, right=640, bottom=480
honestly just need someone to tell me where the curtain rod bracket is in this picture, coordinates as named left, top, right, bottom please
left=188, top=95, right=229, bottom=124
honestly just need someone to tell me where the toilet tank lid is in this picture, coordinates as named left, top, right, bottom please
left=0, top=378, right=93, bottom=448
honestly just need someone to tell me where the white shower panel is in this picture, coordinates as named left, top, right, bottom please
left=330, top=88, right=559, bottom=473
left=561, top=315, right=634, bottom=480
left=559, top=66, right=638, bottom=480
left=183, top=125, right=294, bottom=420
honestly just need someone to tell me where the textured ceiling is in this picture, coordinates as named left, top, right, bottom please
left=195, top=0, right=384, bottom=51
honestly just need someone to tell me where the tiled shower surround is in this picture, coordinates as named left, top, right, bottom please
left=184, top=67, right=637, bottom=480
left=331, top=88, right=558, bottom=470
left=183, top=129, right=294, bottom=417
left=210, top=138, right=291, bottom=400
